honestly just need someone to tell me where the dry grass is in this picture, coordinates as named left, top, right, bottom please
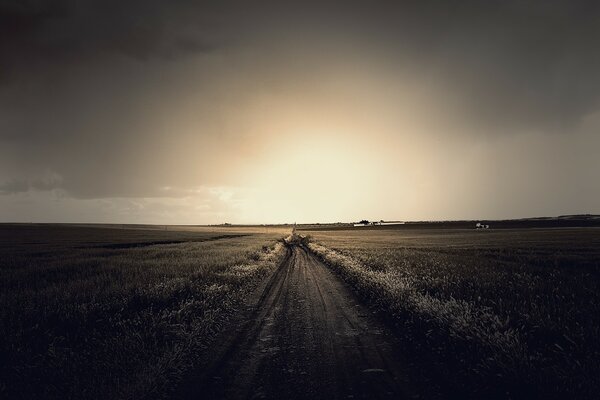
left=0, top=225, right=287, bottom=400
left=304, top=228, right=600, bottom=398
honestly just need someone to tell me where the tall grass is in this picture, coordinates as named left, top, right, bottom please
left=305, top=228, right=600, bottom=398
left=0, top=226, right=287, bottom=399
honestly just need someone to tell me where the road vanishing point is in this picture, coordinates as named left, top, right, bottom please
left=178, top=244, right=419, bottom=400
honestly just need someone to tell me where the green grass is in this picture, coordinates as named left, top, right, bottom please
left=0, top=225, right=287, bottom=400
left=304, top=228, right=600, bottom=398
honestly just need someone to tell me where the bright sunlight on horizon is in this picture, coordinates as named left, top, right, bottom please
left=1, top=1, right=599, bottom=224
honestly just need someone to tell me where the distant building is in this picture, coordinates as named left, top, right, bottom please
left=354, top=220, right=405, bottom=227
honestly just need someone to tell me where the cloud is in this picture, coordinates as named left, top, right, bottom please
left=0, top=172, right=63, bottom=195
left=1, top=0, right=599, bottom=221
left=3, top=0, right=599, bottom=133
left=378, top=0, right=600, bottom=134
left=0, top=0, right=221, bottom=84
left=0, top=183, right=252, bottom=224
left=0, top=179, right=29, bottom=195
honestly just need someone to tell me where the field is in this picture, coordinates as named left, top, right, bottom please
left=2, top=224, right=599, bottom=399
left=0, top=224, right=288, bottom=399
left=302, top=227, right=600, bottom=398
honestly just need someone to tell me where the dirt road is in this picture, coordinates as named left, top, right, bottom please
left=179, top=244, right=416, bottom=399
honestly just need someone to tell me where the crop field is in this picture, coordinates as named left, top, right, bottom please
left=302, top=227, right=600, bottom=398
left=0, top=224, right=288, bottom=400
left=2, top=224, right=599, bottom=399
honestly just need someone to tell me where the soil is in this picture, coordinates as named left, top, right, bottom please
left=176, top=244, right=426, bottom=400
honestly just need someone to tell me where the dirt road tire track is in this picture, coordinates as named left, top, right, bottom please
left=177, top=244, right=419, bottom=400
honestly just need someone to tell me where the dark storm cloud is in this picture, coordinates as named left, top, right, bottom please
left=2, top=0, right=599, bottom=127
left=1, top=0, right=599, bottom=209
left=0, top=0, right=234, bottom=198
left=0, top=173, right=63, bottom=195
left=0, top=179, right=29, bottom=194
left=0, top=0, right=220, bottom=83
left=399, top=0, right=600, bottom=132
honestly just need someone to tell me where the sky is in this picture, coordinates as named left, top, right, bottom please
left=1, top=0, right=599, bottom=224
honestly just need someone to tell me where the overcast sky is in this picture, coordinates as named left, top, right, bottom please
left=1, top=0, right=599, bottom=224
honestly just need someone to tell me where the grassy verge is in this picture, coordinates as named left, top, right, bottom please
left=305, top=229, right=600, bottom=399
left=0, top=226, right=287, bottom=399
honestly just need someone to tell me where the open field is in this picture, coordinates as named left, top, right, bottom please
left=297, top=214, right=600, bottom=231
left=302, top=227, right=600, bottom=398
left=2, top=224, right=599, bottom=399
left=0, top=224, right=288, bottom=399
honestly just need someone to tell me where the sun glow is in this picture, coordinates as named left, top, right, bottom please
left=239, top=133, right=380, bottom=223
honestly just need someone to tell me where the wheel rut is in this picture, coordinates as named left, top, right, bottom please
left=177, top=244, right=416, bottom=400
